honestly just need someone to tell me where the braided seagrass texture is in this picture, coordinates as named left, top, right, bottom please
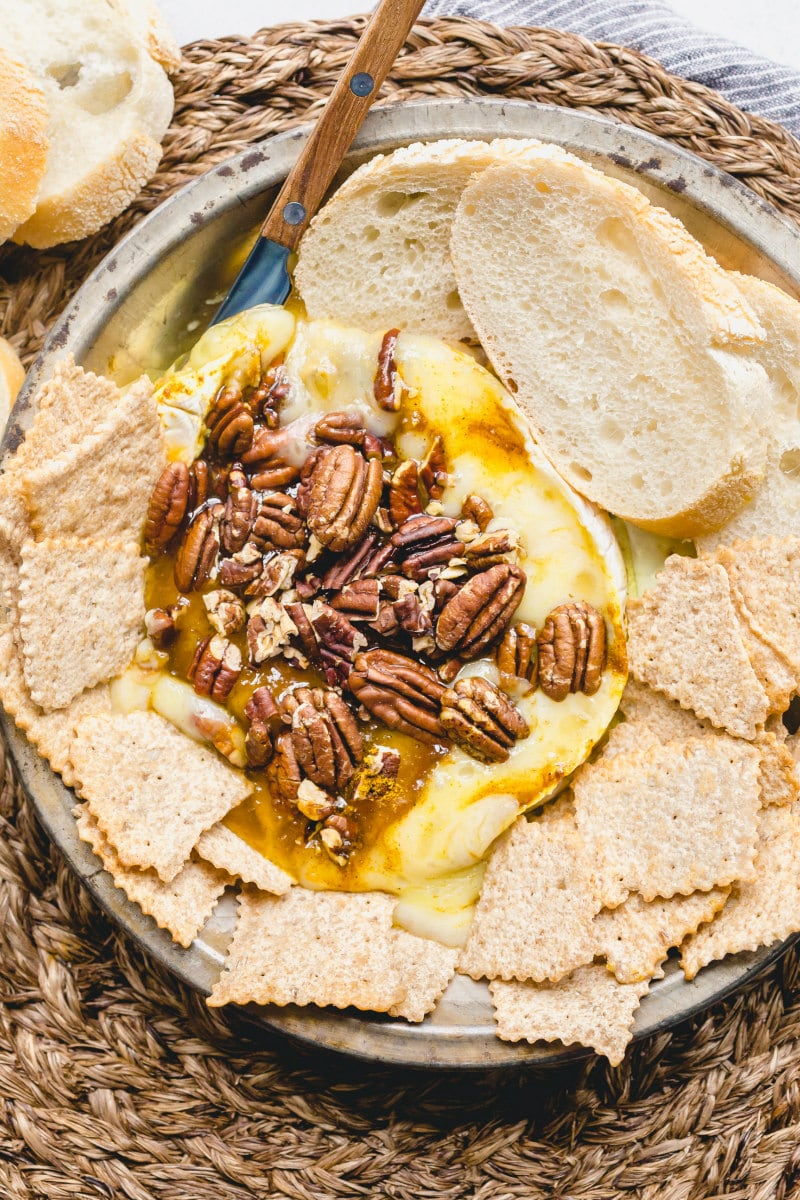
left=2, top=19, right=800, bottom=1200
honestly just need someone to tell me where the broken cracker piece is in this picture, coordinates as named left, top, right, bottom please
left=197, top=823, right=293, bottom=895
left=20, top=376, right=165, bottom=543
left=713, top=537, right=800, bottom=683
left=13, top=356, right=123, bottom=471
left=626, top=556, right=768, bottom=739
left=732, top=610, right=796, bottom=715
left=490, top=964, right=650, bottom=1066
left=75, top=804, right=229, bottom=948
left=594, top=888, right=729, bottom=984
left=208, top=887, right=457, bottom=1021
left=573, top=736, right=760, bottom=909
left=681, top=805, right=800, bottom=979
left=18, top=536, right=146, bottom=710
left=71, top=711, right=251, bottom=882
left=459, top=810, right=600, bottom=984
left=757, top=731, right=799, bottom=807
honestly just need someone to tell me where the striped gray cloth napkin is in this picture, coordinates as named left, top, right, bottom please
left=423, top=0, right=800, bottom=138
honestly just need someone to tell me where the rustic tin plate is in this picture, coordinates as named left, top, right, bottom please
left=3, top=99, right=799, bottom=1068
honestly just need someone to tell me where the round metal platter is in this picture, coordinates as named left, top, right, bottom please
left=4, top=99, right=800, bottom=1069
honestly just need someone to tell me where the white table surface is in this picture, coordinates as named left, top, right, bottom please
left=160, top=0, right=800, bottom=71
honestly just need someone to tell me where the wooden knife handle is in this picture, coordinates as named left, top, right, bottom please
left=259, top=0, right=425, bottom=251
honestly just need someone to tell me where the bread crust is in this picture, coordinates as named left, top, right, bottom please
left=0, top=50, right=48, bottom=242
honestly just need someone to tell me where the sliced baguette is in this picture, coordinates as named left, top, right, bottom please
left=0, top=338, right=25, bottom=432
left=295, top=138, right=555, bottom=343
left=0, top=0, right=174, bottom=248
left=696, top=273, right=800, bottom=553
left=451, top=153, right=770, bottom=537
left=0, top=50, right=48, bottom=241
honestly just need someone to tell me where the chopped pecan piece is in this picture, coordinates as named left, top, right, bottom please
left=203, top=589, right=246, bottom=636
left=206, top=383, right=254, bottom=458
left=244, top=686, right=279, bottom=767
left=538, top=602, right=607, bottom=701
left=433, top=578, right=460, bottom=610
left=320, top=812, right=353, bottom=866
left=329, top=577, right=381, bottom=621
left=314, top=409, right=366, bottom=446
left=374, top=328, right=403, bottom=411
left=393, top=591, right=433, bottom=636
left=363, top=746, right=401, bottom=778
left=441, top=677, right=529, bottom=763
left=174, top=505, right=220, bottom=592
left=267, top=731, right=302, bottom=805
left=246, top=549, right=304, bottom=599
left=242, top=427, right=300, bottom=490
left=144, top=604, right=184, bottom=650
left=252, top=360, right=290, bottom=424
left=289, top=687, right=364, bottom=792
left=497, top=623, right=538, bottom=688
left=464, top=526, right=520, bottom=569
left=389, top=459, right=422, bottom=526
left=461, top=493, right=493, bottom=531
left=296, top=779, right=336, bottom=822
left=349, top=648, right=447, bottom=744
left=218, top=541, right=263, bottom=589
left=284, top=601, right=320, bottom=666
left=439, top=657, right=462, bottom=684
left=246, top=598, right=298, bottom=664
left=435, top=564, right=526, bottom=659
left=251, top=492, right=306, bottom=552
left=145, top=462, right=190, bottom=552
left=419, top=434, right=448, bottom=501
left=310, top=603, right=367, bottom=687
left=320, top=531, right=380, bottom=590
left=187, top=635, right=242, bottom=702
left=306, top=444, right=383, bottom=553
left=363, top=432, right=395, bottom=462
left=220, top=469, right=258, bottom=554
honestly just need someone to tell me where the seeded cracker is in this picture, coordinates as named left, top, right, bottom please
left=594, top=889, right=729, bottom=983
left=459, top=810, right=600, bottom=983
left=573, top=737, right=761, bottom=909
left=208, top=888, right=457, bottom=1020
left=75, top=805, right=230, bottom=948
left=20, top=376, right=166, bottom=543
left=626, top=556, right=768, bottom=739
left=490, top=965, right=650, bottom=1065
left=18, top=537, right=146, bottom=710
left=196, top=824, right=294, bottom=895
left=681, top=806, right=800, bottom=979
left=71, top=711, right=251, bottom=882
left=0, top=628, right=112, bottom=786
left=712, top=537, right=800, bottom=682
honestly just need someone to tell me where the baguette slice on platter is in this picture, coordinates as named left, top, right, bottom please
left=450, top=153, right=771, bottom=538
left=0, top=51, right=48, bottom=242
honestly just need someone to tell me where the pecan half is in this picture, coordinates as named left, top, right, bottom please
left=389, top=459, right=422, bottom=526
left=440, top=677, right=529, bottom=763
left=247, top=598, right=298, bottom=664
left=461, top=493, right=493, bottom=531
left=391, top=514, right=461, bottom=581
left=420, top=435, right=448, bottom=501
left=267, top=731, right=302, bottom=805
left=203, top=589, right=246, bottom=636
left=374, top=328, right=402, bottom=411
left=289, top=687, right=364, bottom=792
left=145, top=462, right=190, bottom=552
left=188, top=635, right=242, bottom=702
left=310, top=603, right=367, bottom=687
left=538, top=602, right=607, bottom=701
left=252, top=360, right=290, bottom=425
left=314, top=409, right=366, bottom=446
left=220, top=470, right=258, bottom=554
left=188, top=459, right=211, bottom=511
left=320, top=531, right=380, bottom=590
left=207, top=383, right=254, bottom=458
left=242, top=427, right=300, bottom=490
left=435, top=563, right=526, bottom=659
left=284, top=602, right=320, bottom=666
left=218, top=541, right=263, bottom=589
left=349, top=648, right=446, bottom=744
left=306, top=444, right=383, bottom=553
left=464, top=527, right=520, bottom=569
left=329, top=577, right=381, bottom=621
left=251, top=492, right=306, bottom=552
left=497, top=622, right=538, bottom=688
left=174, top=505, right=220, bottom=592
left=244, top=686, right=279, bottom=767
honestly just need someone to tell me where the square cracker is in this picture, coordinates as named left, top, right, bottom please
left=196, top=823, right=293, bottom=896
left=75, top=804, right=229, bottom=948
left=18, top=537, right=146, bottom=710
left=208, top=887, right=458, bottom=1021
left=573, top=736, right=761, bottom=909
left=20, top=376, right=165, bottom=543
left=681, top=805, right=800, bottom=980
left=13, top=356, right=123, bottom=470
left=0, top=628, right=112, bottom=786
left=712, top=537, right=800, bottom=682
left=593, top=888, right=729, bottom=984
left=459, top=810, right=600, bottom=984
left=71, top=711, right=251, bottom=882
left=626, top=556, right=768, bottom=739
left=490, top=964, right=650, bottom=1066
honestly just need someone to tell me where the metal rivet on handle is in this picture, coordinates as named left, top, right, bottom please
left=282, top=201, right=307, bottom=226
left=350, top=72, right=374, bottom=97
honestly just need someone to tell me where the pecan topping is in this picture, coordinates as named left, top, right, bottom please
left=314, top=409, right=366, bottom=446
left=296, top=779, right=336, bottom=822
left=247, top=598, right=298, bottom=664
left=436, top=564, right=526, bottom=659
left=244, top=686, right=279, bottom=767
left=441, top=677, right=529, bottom=763
left=144, top=604, right=183, bottom=650
left=320, top=812, right=353, bottom=866
left=363, top=745, right=401, bottom=778
left=220, top=469, right=258, bottom=554
left=288, top=687, right=364, bottom=792
left=393, top=591, right=433, bottom=636
left=464, top=527, right=520, bottom=569
left=206, top=383, right=254, bottom=458
left=329, top=577, right=381, bottom=621
left=218, top=541, right=262, bottom=589
left=252, top=360, right=289, bottom=425
left=320, top=531, right=380, bottom=590
left=284, top=602, right=320, bottom=667
left=267, top=731, right=302, bottom=805
left=174, top=506, right=220, bottom=592
left=538, top=602, right=607, bottom=701
left=246, top=549, right=304, bottom=599
left=391, top=514, right=462, bottom=581
left=374, top=328, right=402, bottom=411
left=420, top=435, right=448, bottom=501
left=306, top=444, right=383, bottom=553
left=310, top=603, right=367, bottom=687
left=251, top=492, right=306, bottom=552
left=242, top=427, right=300, bottom=490
left=145, top=462, right=190, bottom=552
left=389, top=459, right=422, bottom=526
left=497, top=623, right=538, bottom=688
left=188, top=459, right=211, bottom=511
left=188, top=635, right=242, bottom=702
left=203, top=589, right=246, bottom=636
left=461, top=493, right=493, bottom=531
left=349, top=648, right=447, bottom=744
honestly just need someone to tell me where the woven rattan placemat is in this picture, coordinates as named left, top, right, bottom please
left=2, top=18, right=800, bottom=1200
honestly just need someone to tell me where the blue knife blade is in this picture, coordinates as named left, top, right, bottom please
left=212, top=237, right=292, bottom=325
